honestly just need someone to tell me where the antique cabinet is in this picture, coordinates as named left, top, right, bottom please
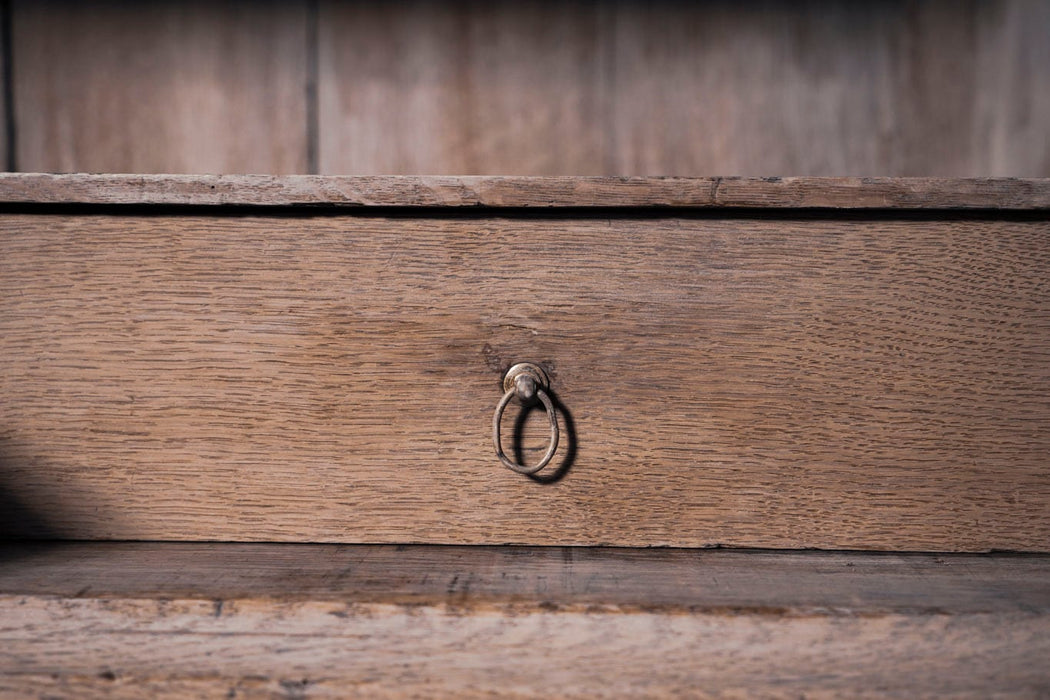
left=1, top=174, right=1048, bottom=697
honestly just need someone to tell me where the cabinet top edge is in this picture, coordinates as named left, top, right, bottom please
left=2, top=174, right=1050, bottom=210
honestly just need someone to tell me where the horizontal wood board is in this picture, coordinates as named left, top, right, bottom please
left=1, top=204, right=1048, bottom=550
left=2, top=608, right=1046, bottom=700
left=3, top=543, right=1048, bottom=613
left=0, top=544, right=1048, bottom=697
left=3, top=174, right=1050, bottom=209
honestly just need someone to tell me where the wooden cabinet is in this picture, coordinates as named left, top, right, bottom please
left=1, top=174, right=1049, bottom=696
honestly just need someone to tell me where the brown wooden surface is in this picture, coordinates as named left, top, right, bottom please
left=314, top=0, right=1050, bottom=176
left=971, top=0, right=1050, bottom=176
left=3, top=543, right=1049, bottom=612
left=3, top=174, right=1050, bottom=209
left=0, top=544, right=1048, bottom=697
left=0, top=3, right=8, bottom=172
left=2, top=204, right=1048, bottom=550
left=605, top=0, right=1050, bottom=177
left=4, top=606, right=1045, bottom=698
left=6, top=1, right=1050, bottom=177
left=317, top=1, right=607, bottom=176
left=11, top=0, right=309, bottom=174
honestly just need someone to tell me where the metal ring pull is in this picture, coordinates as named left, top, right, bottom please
left=492, top=362, right=559, bottom=475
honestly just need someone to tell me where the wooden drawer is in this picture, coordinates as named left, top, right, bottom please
left=2, top=175, right=1049, bottom=551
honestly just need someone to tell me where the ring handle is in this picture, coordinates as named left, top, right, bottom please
left=492, top=362, right=560, bottom=475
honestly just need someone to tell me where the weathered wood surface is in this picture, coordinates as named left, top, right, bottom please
left=603, top=0, right=1050, bottom=177
left=0, top=4, right=8, bottom=172
left=2, top=209, right=1048, bottom=550
left=0, top=544, right=1048, bottom=698
left=4, top=606, right=1045, bottom=698
left=317, top=1, right=607, bottom=176
left=11, top=0, right=309, bottom=174
left=11, top=1, right=1050, bottom=176
left=316, top=0, right=1050, bottom=176
left=3, top=174, right=1050, bottom=209
left=3, top=543, right=1049, bottom=612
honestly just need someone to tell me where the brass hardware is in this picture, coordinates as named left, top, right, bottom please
left=493, top=362, right=559, bottom=475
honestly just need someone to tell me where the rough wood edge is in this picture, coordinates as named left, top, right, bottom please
left=4, top=601, right=1048, bottom=698
left=1, top=174, right=1050, bottom=209
left=2, top=543, right=1048, bottom=614
left=4, top=544, right=1048, bottom=697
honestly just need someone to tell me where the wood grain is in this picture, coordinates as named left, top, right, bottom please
left=3, top=543, right=1049, bottom=613
left=0, top=2, right=8, bottom=172
left=606, top=0, right=1047, bottom=177
left=0, top=544, right=1048, bottom=698
left=7, top=1, right=1050, bottom=177
left=11, top=0, right=309, bottom=174
left=311, top=0, right=1050, bottom=177
left=971, top=0, right=1050, bottom=176
left=1, top=209, right=1048, bottom=550
left=608, top=0, right=903, bottom=175
left=317, top=0, right=607, bottom=175
left=4, top=605, right=1045, bottom=698
left=3, top=174, right=1050, bottom=209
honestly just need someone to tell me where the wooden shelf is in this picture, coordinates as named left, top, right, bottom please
left=2, top=543, right=1048, bottom=697
left=3, top=173, right=1050, bottom=209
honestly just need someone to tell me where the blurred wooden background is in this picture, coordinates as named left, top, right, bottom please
left=5, top=0, right=1050, bottom=176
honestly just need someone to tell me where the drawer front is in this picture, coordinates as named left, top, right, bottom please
left=2, top=211, right=1048, bottom=550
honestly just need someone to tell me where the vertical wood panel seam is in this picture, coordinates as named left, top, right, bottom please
left=305, top=0, right=319, bottom=175
left=1, top=0, right=14, bottom=172
left=601, top=1, right=616, bottom=176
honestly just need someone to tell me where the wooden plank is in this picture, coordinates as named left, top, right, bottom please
left=7, top=1, right=1049, bottom=179
left=3, top=604, right=1045, bottom=698
left=1, top=212, right=1048, bottom=550
left=608, top=1, right=892, bottom=176
left=2, top=543, right=1049, bottom=612
left=0, top=1, right=8, bottom=172
left=0, top=545, right=1047, bottom=698
left=316, top=0, right=606, bottom=175
left=606, top=0, right=1050, bottom=177
left=3, top=174, right=1050, bottom=209
left=314, top=0, right=1050, bottom=177
left=973, top=0, right=1050, bottom=176
left=11, top=0, right=309, bottom=174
